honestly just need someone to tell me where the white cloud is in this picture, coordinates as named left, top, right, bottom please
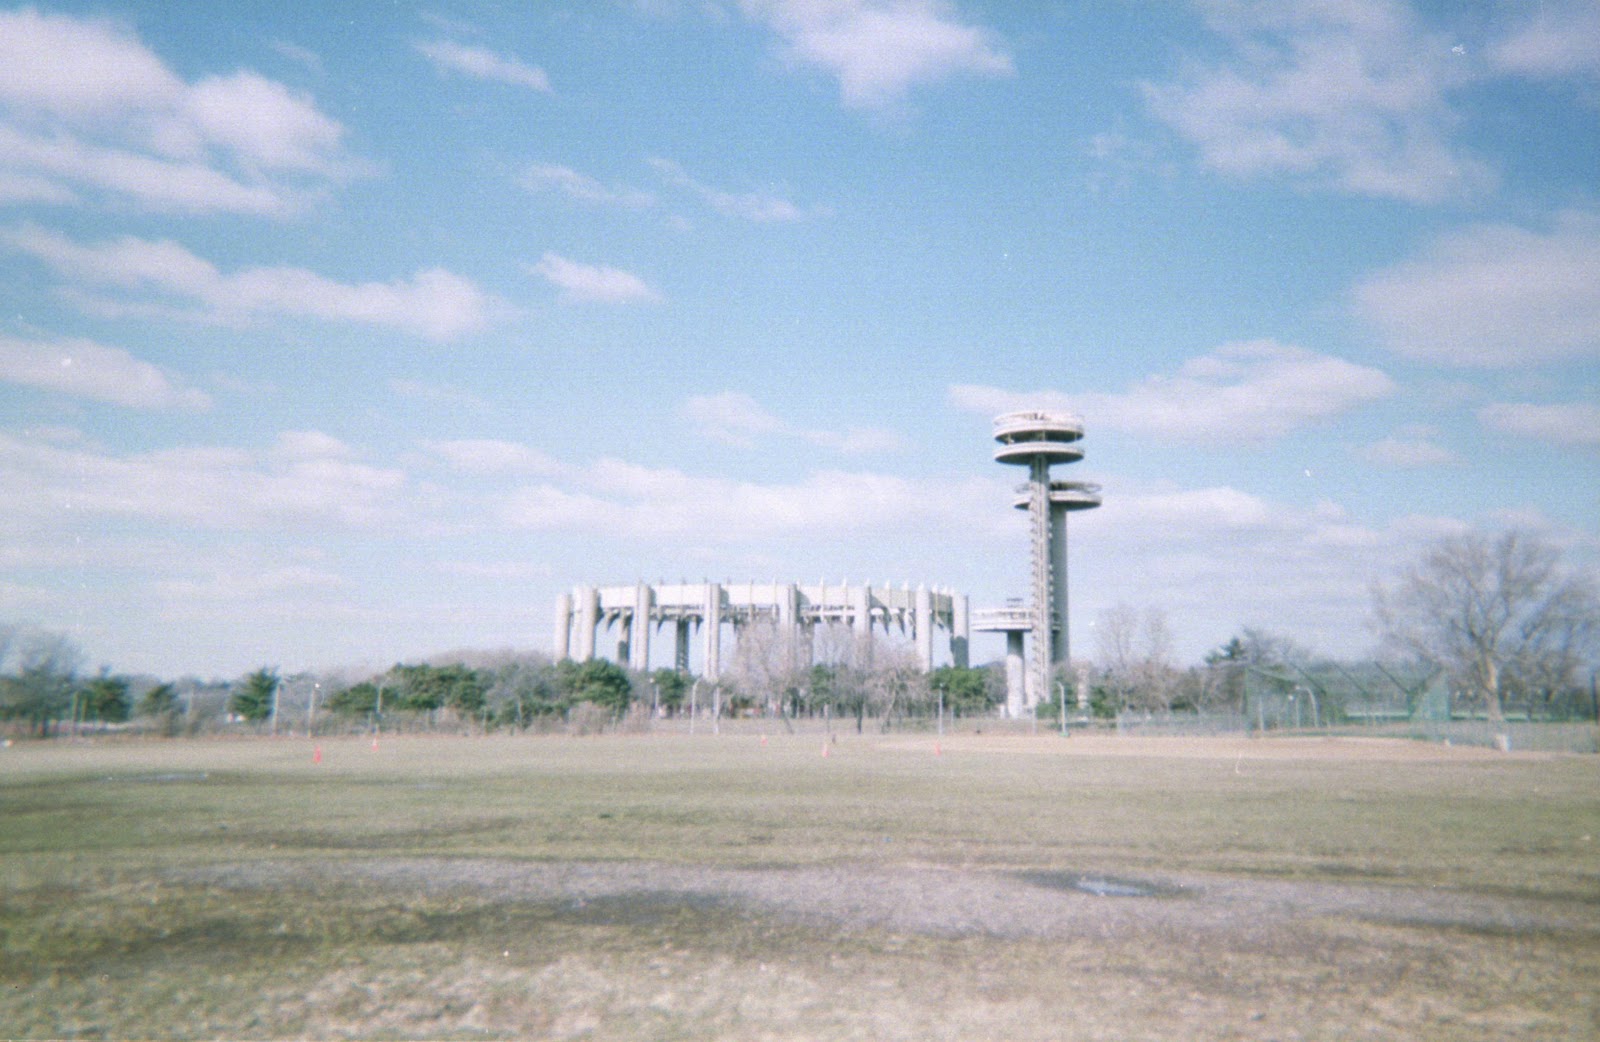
left=648, top=157, right=812, bottom=222
left=1478, top=401, right=1600, bottom=448
left=178, top=72, right=345, bottom=172
left=522, top=163, right=654, bottom=209
left=154, top=565, right=344, bottom=602
left=682, top=391, right=787, bottom=445
left=273, top=430, right=353, bottom=460
left=804, top=425, right=907, bottom=455
left=682, top=391, right=907, bottom=455
left=1359, top=436, right=1460, bottom=469
left=1111, top=484, right=1275, bottom=529
left=387, top=378, right=492, bottom=412
left=0, top=8, right=356, bottom=215
left=0, top=335, right=211, bottom=410
left=414, top=40, right=552, bottom=92
left=737, top=0, right=1013, bottom=109
left=0, top=427, right=406, bottom=531
left=951, top=341, right=1394, bottom=443
left=1353, top=211, right=1600, bottom=367
left=420, top=438, right=562, bottom=476
left=5, top=225, right=500, bottom=340
left=530, top=252, right=662, bottom=304
left=1142, top=0, right=1492, bottom=203
left=496, top=484, right=618, bottom=531
left=498, top=457, right=989, bottom=542
left=269, top=40, right=323, bottom=74
left=1487, top=1, right=1600, bottom=79
left=1070, top=480, right=1493, bottom=659
left=435, top=559, right=553, bottom=582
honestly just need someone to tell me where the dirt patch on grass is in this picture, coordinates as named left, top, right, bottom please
left=180, top=856, right=1599, bottom=945
left=883, top=733, right=1567, bottom=762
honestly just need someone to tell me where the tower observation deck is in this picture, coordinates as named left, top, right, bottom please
left=992, top=411, right=1101, bottom=714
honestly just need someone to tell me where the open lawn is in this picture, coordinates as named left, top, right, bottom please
left=2, top=731, right=1597, bottom=1040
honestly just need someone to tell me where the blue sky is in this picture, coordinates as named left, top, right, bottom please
left=2, top=0, right=1597, bottom=679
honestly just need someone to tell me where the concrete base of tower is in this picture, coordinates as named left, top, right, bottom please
left=973, top=605, right=1032, bottom=719
left=1004, top=630, right=1027, bottom=718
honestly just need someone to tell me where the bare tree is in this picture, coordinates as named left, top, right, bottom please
left=1374, top=529, right=1600, bottom=722
left=729, top=618, right=807, bottom=720
left=1094, top=603, right=1180, bottom=713
left=862, top=640, right=927, bottom=731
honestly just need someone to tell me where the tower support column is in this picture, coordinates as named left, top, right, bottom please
left=1005, top=630, right=1027, bottom=718
left=852, top=584, right=873, bottom=666
left=1029, top=456, right=1052, bottom=711
left=915, top=585, right=934, bottom=671
left=577, top=586, right=599, bottom=662
left=674, top=618, right=690, bottom=674
left=703, top=583, right=723, bottom=682
left=951, top=594, right=970, bottom=669
left=554, top=591, right=573, bottom=660
left=1051, top=503, right=1070, bottom=666
left=628, top=582, right=652, bottom=672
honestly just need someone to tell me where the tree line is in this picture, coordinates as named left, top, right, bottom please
left=4, top=527, right=1596, bottom=738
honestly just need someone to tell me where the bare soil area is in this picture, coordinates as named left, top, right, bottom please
left=181, top=855, right=1598, bottom=945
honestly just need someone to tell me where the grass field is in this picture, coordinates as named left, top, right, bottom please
left=2, top=731, right=1597, bottom=1040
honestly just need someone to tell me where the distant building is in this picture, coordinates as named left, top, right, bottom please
left=554, top=580, right=969, bottom=679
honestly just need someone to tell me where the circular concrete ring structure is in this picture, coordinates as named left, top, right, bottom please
left=555, top=580, right=971, bottom=680
left=1011, top=480, right=1103, bottom=512
left=992, top=410, right=1085, bottom=465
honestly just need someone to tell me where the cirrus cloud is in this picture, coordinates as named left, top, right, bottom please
left=0, top=8, right=358, bottom=216
left=738, top=0, right=1013, bottom=110
left=648, top=157, right=815, bottom=223
left=1141, top=0, right=1491, bottom=203
left=683, top=391, right=907, bottom=455
left=530, top=252, right=663, bottom=304
left=951, top=341, right=1395, bottom=444
left=1478, top=401, right=1600, bottom=448
left=1352, top=211, right=1600, bottom=367
left=0, top=428, right=406, bottom=531
left=0, top=335, right=211, bottom=410
left=4, top=224, right=501, bottom=340
left=522, top=163, right=655, bottom=209
left=415, top=39, right=552, bottom=92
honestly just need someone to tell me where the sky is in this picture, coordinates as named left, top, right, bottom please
left=2, top=0, right=1597, bottom=680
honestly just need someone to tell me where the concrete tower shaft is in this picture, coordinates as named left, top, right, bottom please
left=1012, top=481, right=1103, bottom=664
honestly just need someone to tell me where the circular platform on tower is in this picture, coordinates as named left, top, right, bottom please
left=1011, top=480, right=1103, bottom=511
left=992, top=410, right=1086, bottom=465
left=971, top=605, right=1033, bottom=633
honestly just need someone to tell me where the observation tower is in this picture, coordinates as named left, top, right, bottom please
left=992, top=411, right=1101, bottom=712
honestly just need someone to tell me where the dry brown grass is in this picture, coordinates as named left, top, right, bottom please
left=2, top=732, right=1596, bottom=1040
